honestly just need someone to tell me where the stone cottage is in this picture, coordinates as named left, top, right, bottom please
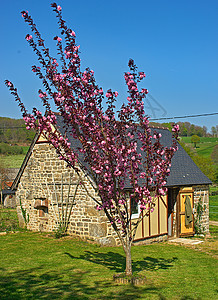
left=11, top=115, right=212, bottom=245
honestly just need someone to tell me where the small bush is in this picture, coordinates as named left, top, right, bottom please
left=53, top=225, right=67, bottom=239
left=0, top=143, right=23, bottom=155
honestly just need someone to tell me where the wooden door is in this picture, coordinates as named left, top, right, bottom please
left=178, top=189, right=194, bottom=237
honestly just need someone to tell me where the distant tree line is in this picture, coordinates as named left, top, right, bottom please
left=0, top=117, right=35, bottom=145
left=1, top=117, right=216, bottom=143
left=211, top=126, right=218, bottom=137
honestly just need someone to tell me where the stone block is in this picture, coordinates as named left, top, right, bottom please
left=89, top=223, right=107, bottom=238
left=85, top=207, right=99, bottom=217
left=99, top=236, right=116, bottom=246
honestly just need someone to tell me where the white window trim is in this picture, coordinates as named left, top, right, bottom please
left=131, top=201, right=140, bottom=219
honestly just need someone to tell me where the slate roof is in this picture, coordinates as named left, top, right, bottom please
left=55, top=114, right=212, bottom=188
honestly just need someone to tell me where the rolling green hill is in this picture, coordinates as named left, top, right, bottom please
left=180, top=136, right=218, bottom=183
left=181, top=136, right=218, bottom=159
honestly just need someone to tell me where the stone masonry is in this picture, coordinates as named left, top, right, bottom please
left=16, top=143, right=119, bottom=246
left=193, top=185, right=210, bottom=234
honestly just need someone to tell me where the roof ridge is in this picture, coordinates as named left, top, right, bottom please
left=149, top=125, right=169, bottom=130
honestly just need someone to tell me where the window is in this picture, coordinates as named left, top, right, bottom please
left=131, top=196, right=140, bottom=218
left=34, top=198, right=48, bottom=218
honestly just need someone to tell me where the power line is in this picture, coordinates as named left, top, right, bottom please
left=150, top=112, right=218, bottom=121
left=0, top=112, right=217, bottom=129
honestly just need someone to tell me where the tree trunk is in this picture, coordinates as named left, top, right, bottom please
left=125, top=238, right=132, bottom=276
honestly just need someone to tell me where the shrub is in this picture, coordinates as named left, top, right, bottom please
left=0, top=143, right=23, bottom=155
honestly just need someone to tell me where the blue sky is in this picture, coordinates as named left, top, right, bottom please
left=1, top=0, right=218, bottom=132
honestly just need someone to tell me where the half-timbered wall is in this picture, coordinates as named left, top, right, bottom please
left=131, top=195, right=168, bottom=242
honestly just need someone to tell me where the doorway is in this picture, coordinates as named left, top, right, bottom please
left=168, top=188, right=179, bottom=237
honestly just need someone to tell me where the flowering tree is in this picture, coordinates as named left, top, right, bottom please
left=5, top=3, right=179, bottom=276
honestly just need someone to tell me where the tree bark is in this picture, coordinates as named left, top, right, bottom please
left=125, top=238, right=132, bottom=276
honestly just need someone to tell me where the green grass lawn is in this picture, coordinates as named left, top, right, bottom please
left=0, top=206, right=20, bottom=232
left=0, top=207, right=217, bottom=299
left=0, top=230, right=217, bottom=299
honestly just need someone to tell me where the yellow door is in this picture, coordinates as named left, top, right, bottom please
left=178, top=190, right=194, bottom=237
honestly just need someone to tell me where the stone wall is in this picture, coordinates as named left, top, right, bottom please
left=193, top=185, right=210, bottom=234
left=16, top=143, right=120, bottom=246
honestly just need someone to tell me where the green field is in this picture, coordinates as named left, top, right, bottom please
left=0, top=154, right=26, bottom=168
left=0, top=145, right=28, bottom=168
left=180, top=136, right=218, bottom=159
left=181, top=137, right=218, bottom=143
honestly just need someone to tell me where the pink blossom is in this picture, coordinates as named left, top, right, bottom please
left=106, top=92, right=111, bottom=98
left=21, top=10, right=28, bottom=18
left=57, top=5, right=62, bottom=11
left=95, top=170, right=101, bottom=174
left=141, top=88, right=148, bottom=94
left=26, top=35, right=32, bottom=41
left=57, top=37, right=62, bottom=42
left=7, top=82, right=12, bottom=86
left=71, top=30, right=76, bottom=37
left=158, top=188, right=165, bottom=195
left=172, top=124, right=180, bottom=132
left=139, top=172, right=146, bottom=178
left=114, top=91, right=118, bottom=97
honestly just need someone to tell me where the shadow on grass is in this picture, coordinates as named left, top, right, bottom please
left=64, top=251, right=178, bottom=273
left=0, top=266, right=167, bottom=300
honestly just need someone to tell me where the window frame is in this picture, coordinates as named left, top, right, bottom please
left=130, top=196, right=140, bottom=219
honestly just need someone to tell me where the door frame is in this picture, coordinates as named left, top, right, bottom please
left=167, top=188, right=179, bottom=237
